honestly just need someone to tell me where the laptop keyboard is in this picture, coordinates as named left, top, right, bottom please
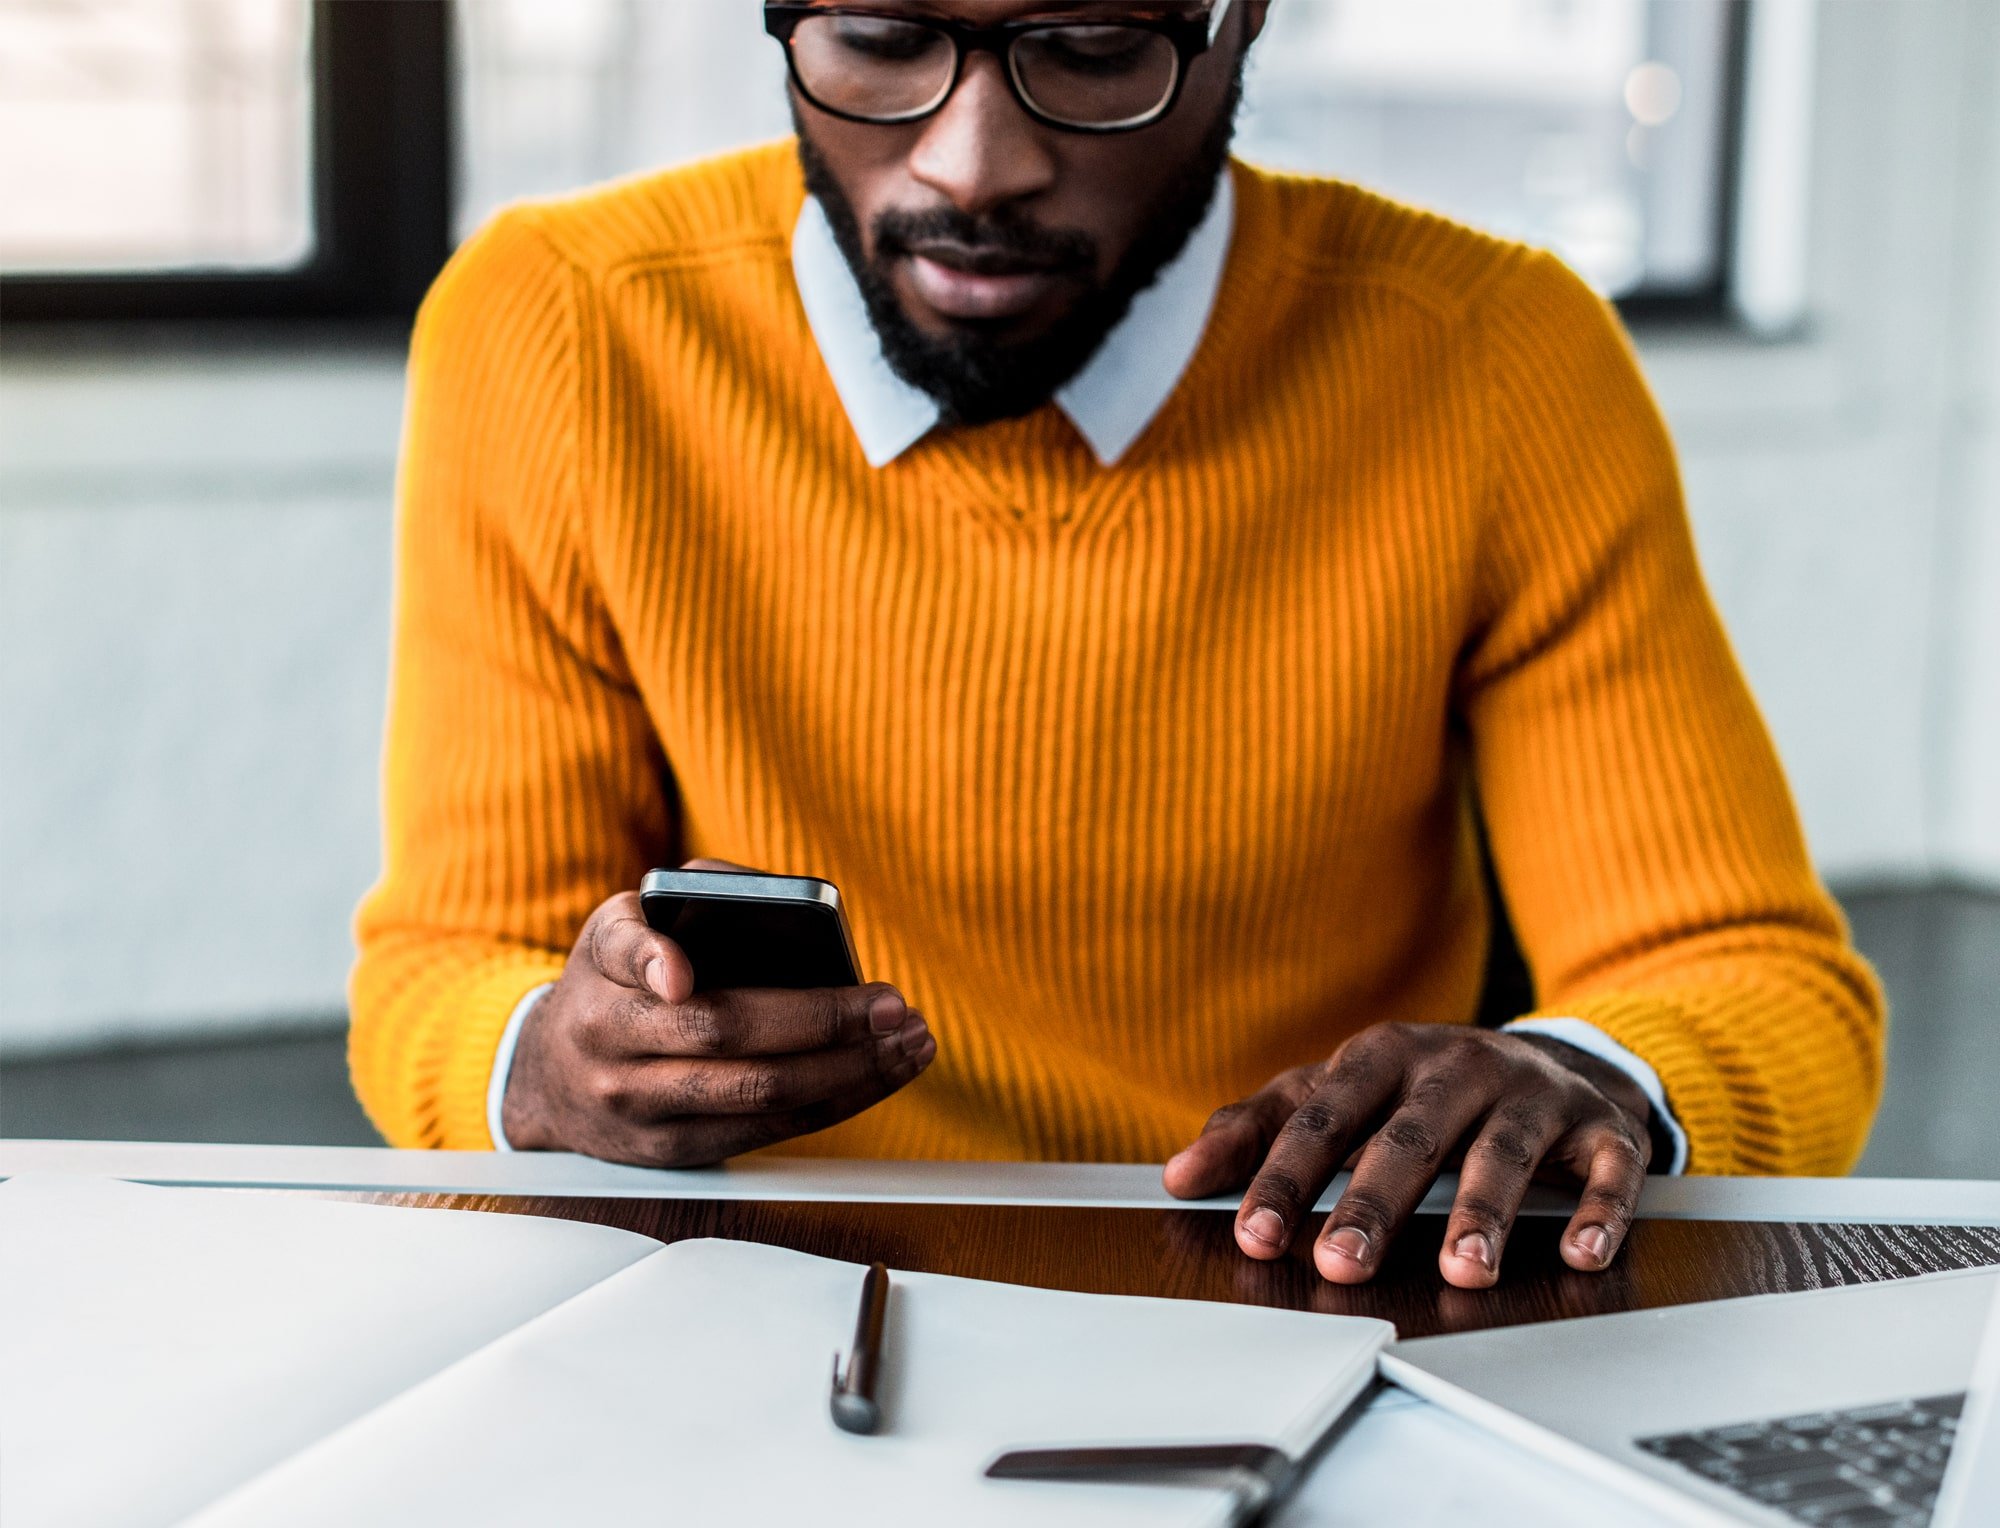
left=1636, top=1392, right=1965, bottom=1527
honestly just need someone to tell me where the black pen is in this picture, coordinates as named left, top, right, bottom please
left=829, top=1262, right=891, bottom=1435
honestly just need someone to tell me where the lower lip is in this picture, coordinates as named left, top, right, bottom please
left=906, top=254, right=1061, bottom=320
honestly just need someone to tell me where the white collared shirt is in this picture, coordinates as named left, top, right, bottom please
left=485, top=173, right=1688, bottom=1173
left=790, top=169, right=1237, bottom=468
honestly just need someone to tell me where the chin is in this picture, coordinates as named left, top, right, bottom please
left=892, top=285, right=1069, bottom=350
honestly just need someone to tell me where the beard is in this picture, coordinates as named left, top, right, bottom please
left=793, top=65, right=1245, bottom=428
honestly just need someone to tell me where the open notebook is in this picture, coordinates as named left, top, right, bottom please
left=0, top=1174, right=1390, bottom=1528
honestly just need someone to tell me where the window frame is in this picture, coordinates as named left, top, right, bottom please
left=1, top=0, right=1748, bottom=329
left=0, top=0, right=453, bottom=324
left=1615, top=0, right=1754, bottom=326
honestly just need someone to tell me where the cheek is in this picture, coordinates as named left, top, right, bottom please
left=1059, top=142, right=1200, bottom=277
left=804, top=118, right=923, bottom=256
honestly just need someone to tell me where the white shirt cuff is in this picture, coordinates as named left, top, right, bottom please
left=1500, top=1017, right=1690, bottom=1175
left=486, top=983, right=554, bottom=1152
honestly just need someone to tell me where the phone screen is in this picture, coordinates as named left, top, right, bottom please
left=643, top=894, right=860, bottom=992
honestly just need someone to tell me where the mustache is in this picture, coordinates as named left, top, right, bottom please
left=870, top=207, right=1097, bottom=274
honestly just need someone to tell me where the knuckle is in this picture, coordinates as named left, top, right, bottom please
left=1279, top=1062, right=1331, bottom=1101
left=1343, top=1025, right=1396, bottom=1061
left=1495, top=1101, right=1549, bottom=1136
left=1403, top=1071, right=1459, bottom=1112
left=802, top=987, right=846, bottom=1046
left=1203, top=1101, right=1250, bottom=1132
left=590, top=1070, right=641, bottom=1119
left=1452, top=1195, right=1511, bottom=1233
left=1334, top=1188, right=1397, bottom=1233
left=1582, top=1191, right=1637, bottom=1233
left=585, top=903, right=631, bottom=969
left=1287, top=1099, right=1344, bottom=1140
left=1380, top=1114, right=1446, bottom=1167
left=1480, top=1129, right=1538, bottom=1174
left=728, top=1067, right=784, bottom=1113
left=584, top=918, right=614, bottom=973
left=1251, top=1167, right=1310, bottom=1212
left=607, top=990, right=655, bottom=1034
left=672, top=998, right=731, bottom=1055
left=582, top=993, right=648, bottom=1056
left=570, top=996, right=613, bottom=1050
left=1600, top=1124, right=1649, bottom=1167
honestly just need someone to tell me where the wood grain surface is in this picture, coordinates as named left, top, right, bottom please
left=367, top=1194, right=2000, bottom=1339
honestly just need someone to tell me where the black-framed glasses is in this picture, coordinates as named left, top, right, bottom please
left=763, top=2, right=1235, bottom=135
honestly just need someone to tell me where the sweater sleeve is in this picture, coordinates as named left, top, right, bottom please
left=1459, top=251, right=1885, bottom=1176
left=349, top=210, right=676, bottom=1149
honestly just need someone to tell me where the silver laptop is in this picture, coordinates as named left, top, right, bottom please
left=1380, top=1264, right=2000, bottom=1528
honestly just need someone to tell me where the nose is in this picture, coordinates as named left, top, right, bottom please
left=905, top=52, right=1057, bottom=217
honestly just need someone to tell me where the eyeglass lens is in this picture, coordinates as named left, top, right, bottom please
left=787, top=13, right=1181, bottom=128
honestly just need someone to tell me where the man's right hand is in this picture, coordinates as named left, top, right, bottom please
left=500, top=889, right=935, bottom=1165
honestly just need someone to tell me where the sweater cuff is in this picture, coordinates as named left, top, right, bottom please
left=486, top=983, right=554, bottom=1151
left=1510, top=995, right=1732, bottom=1174
left=1502, top=1017, right=1689, bottom=1174
left=429, top=955, right=570, bottom=1149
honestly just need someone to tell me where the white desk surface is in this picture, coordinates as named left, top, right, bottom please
left=3, top=1139, right=1998, bottom=1224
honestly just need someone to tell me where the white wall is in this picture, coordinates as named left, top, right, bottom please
left=1935, top=0, right=2000, bottom=880
left=1636, top=0, right=2000, bottom=887
left=0, top=350, right=403, bottom=1052
left=2, top=1, right=1996, bottom=1055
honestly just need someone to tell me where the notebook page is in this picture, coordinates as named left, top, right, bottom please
left=193, top=1236, right=1393, bottom=1528
left=0, top=1174, right=660, bottom=1528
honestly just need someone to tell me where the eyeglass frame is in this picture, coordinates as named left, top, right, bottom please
left=762, top=1, right=1236, bottom=136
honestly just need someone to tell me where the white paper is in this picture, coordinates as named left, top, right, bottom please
left=1933, top=1277, right=2000, bottom=1527
left=1277, top=1386, right=1686, bottom=1527
left=192, top=1237, right=1393, bottom=1528
left=0, top=1174, right=659, bottom=1528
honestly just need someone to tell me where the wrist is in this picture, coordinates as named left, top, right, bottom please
left=1513, top=1031, right=1652, bottom=1131
left=498, top=989, right=556, bottom=1152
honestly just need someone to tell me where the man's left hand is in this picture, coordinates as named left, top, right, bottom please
left=1163, top=1023, right=1653, bottom=1289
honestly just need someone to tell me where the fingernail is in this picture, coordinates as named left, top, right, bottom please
left=1325, top=1226, right=1371, bottom=1264
left=895, top=1016, right=930, bottom=1054
left=868, top=991, right=906, bottom=1033
left=644, top=956, right=670, bottom=998
left=1242, top=1208, right=1285, bottom=1249
left=1453, top=1232, right=1494, bottom=1270
left=910, top=1033, right=937, bottom=1067
left=1574, top=1225, right=1611, bottom=1265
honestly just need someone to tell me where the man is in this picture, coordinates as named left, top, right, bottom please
left=352, top=0, right=1884, bottom=1291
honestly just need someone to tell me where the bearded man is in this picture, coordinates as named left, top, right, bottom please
left=353, top=1, right=1884, bottom=1290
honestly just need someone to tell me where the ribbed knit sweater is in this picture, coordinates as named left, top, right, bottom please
left=351, top=142, right=1885, bottom=1173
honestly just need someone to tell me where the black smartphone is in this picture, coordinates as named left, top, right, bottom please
left=638, top=869, right=862, bottom=992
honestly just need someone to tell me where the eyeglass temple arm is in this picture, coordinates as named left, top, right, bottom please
left=1207, top=0, right=1236, bottom=45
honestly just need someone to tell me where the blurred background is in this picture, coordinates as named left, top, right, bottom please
left=1, top=0, right=1994, bottom=1174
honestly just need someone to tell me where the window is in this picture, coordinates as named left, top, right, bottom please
left=0, top=0, right=314, bottom=274
left=0, top=0, right=452, bottom=322
left=2, top=0, right=1747, bottom=323
left=453, top=0, right=1745, bottom=314
left=1235, top=0, right=1742, bottom=308
left=453, top=1, right=793, bottom=244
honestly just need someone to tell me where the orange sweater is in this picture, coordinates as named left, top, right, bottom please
left=352, top=143, right=1884, bottom=1173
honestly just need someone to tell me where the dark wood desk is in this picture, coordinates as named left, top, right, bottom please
left=373, top=1193, right=2000, bottom=1340
left=12, top=1141, right=1997, bottom=1340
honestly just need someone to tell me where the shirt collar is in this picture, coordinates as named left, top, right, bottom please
left=791, top=170, right=1236, bottom=469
